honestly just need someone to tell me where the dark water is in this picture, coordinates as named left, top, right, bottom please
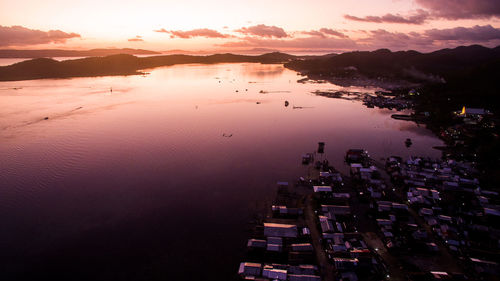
left=0, top=63, right=443, bottom=280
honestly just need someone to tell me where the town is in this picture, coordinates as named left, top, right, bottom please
left=237, top=142, right=499, bottom=281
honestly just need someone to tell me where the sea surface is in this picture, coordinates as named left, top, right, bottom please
left=0, top=63, right=443, bottom=280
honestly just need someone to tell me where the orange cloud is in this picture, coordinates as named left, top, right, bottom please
left=301, top=29, right=348, bottom=39
left=235, top=24, right=288, bottom=38
left=319, top=28, right=348, bottom=39
left=0, top=25, right=80, bottom=47
left=154, top=28, right=229, bottom=38
left=344, top=9, right=430, bottom=25
left=128, top=35, right=143, bottom=42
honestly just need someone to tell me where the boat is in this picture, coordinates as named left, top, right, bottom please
left=405, top=138, right=412, bottom=147
left=391, top=114, right=413, bottom=121
left=302, top=153, right=314, bottom=165
left=317, top=142, right=325, bottom=153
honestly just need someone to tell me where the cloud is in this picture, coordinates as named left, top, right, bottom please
left=0, top=25, right=80, bottom=47
left=235, top=24, right=288, bottom=38
left=301, top=28, right=348, bottom=39
left=416, top=0, right=500, bottom=20
left=356, top=25, right=500, bottom=51
left=128, top=35, right=143, bottom=42
left=154, top=28, right=168, bottom=33
left=344, top=1, right=500, bottom=24
left=220, top=25, right=500, bottom=53
left=358, top=29, right=433, bottom=49
left=151, top=24, right=500, bottom=53
left=155, top=28, right=229, bottom=38
left=301, top=30, right=326, bottom=38
left=344, top=9, right=430, bottom=25
left=319, top=28, right=348, bottom=38
left=424, top=25, right=500, bottom=41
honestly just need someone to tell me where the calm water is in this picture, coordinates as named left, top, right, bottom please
left=0, top=63, right=442, bottom=280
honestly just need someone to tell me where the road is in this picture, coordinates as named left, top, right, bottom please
left=304, top=194, right=336, bottom=281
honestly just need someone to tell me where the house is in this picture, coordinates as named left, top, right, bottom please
left=267, top=243, right=282, bottom=252
left=470, top=258, right=499, bottom=274
left=313, top=186, right=332, bottom=193
left=267, top=237, right=283, bottom=245
left=262, top=266, right=287, bottom=280
left=457, top=106, right=488, bottom=117
left=238, top=262, right=262, bottom=276
left=333, top=257, right=358, bottom=270
left=321, top=205, right=351, bottom=215
left=264, top=223, right=298, bottom=238
left=319, top=216, right=335, bottom=233
left=291, top=243, right=313, bottom=252
left=247, top=239, right=266, bottom=248
left=430, top=271, right=451, bottom=280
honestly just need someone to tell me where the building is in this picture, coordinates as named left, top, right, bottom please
left=238, top=262, right=261, bottom=276
left=264, top=223, right=298, bottom=238
left=313, top=186, right=332, bottom=193
left=457, top=106, right=488, bottom=117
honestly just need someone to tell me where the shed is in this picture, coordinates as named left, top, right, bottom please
left=247, top=239, right=266, bottom=248
left=291, top=243, right=313, bottom=252
left=263, top=267, right=287, bottom=280
left=238, top=262, right=261, bottom=276
left=264, top=223, right=298, bottom=238
left=313, top=186, right=332, bottom=193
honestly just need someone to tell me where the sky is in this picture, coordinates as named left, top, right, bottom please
left=1, top=0, right=500, bottom=53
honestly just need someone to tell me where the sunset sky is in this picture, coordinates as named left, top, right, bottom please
left=1, top=0, right=500, bottom=53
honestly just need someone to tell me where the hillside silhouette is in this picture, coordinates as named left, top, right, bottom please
left=0, top=52, right=296, bottom=81
left=285, top=45, right=500, bottom=110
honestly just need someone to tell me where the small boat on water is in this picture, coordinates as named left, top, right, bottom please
left=302, top=153, right=314, bottom=165
left=405, top=138, right=412, bottom=147
left=391, top=114, right=413, bottom=121
left=317, top=142, right=325, bottom=153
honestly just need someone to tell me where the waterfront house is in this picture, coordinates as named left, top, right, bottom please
left=238, top=262, right=262, bottom=276
left=264, top=223, right=298, bottom=238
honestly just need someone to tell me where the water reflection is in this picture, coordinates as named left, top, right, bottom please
left=0, top=63, right=444, bottom=281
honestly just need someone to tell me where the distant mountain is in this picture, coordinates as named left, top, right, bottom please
left=284, top=45, right=500, bottom=84
left=0, top=52, right=297, bottom=81
left=0, top=48, right=161, bottom=58
left=285, top=44, right=500, bottom=110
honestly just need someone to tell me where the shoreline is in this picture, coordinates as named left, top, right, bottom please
left=237, top=144, right=496, bottom=280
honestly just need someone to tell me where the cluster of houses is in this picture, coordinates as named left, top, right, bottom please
left=346, top=150, right=479, bottom=280
left=363, top=94, right=414, bottom=111
left=238, top=143, right=499, bottom=281
left=238, top=182, right=321, bottom=281
left=440, top=106, right=496, bottom=163
left=442, top=106, right=494, bottom=149
left=347, top=149, right=388, bottom=201
left=386, top=156, right=500, bottom=278
left=312, top=158, right=388, bottom=281
left=238, top=262, right=320, bottom=281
